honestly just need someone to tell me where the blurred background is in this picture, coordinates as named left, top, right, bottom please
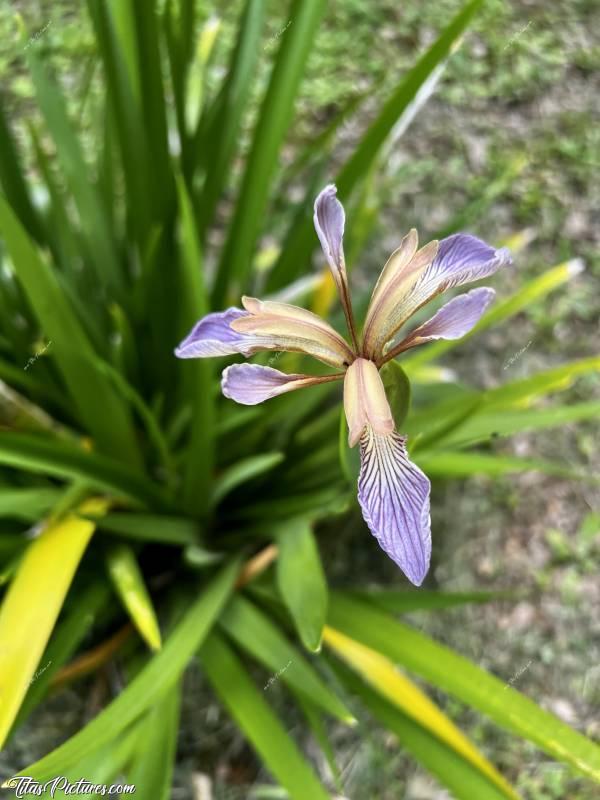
left=0, top=1, right=598, bottom=798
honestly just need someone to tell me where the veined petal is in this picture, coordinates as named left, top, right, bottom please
left=358, top=428, right=431, bottom=586
left=175, top=308, right=250, bottom=358
left=221, top=363, right=342, bottom=405
left=365, top=233, right=511, bottom=359
left=344, top=358, right=394, bottom=447
left=389, top=287, right=496, bottom=356
left=231, top=296, right=354, bottom=369
left=362, top=240, right=439, bottom=359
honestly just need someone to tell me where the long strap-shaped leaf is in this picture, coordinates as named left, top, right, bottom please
left=212, top=0, right=327, bottom=306
left=266, top=0, right=484, bottom=292
left=200, top=631, right=330, bottom=800
left=0, top=433, right=169, bottom=510
left=9, top=559, right=240, bottom=782
left=0, top=197, right=142, bottom=466
left=219, top=594, right=355, bottom=723
left=323, top=626, right=519, bottom=799
left=0, top=497, right=109, bottom=747
left=329, top=593, right=600, bottom=783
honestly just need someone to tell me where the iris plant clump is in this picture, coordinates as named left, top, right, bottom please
left=176, top=186, right=512, bottom=585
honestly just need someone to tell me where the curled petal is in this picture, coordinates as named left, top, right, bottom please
left=231, top=296, right=354, bottom=368
left=391, top=287, right=496, bottom=355
left=175, top=308, right=250, bottom=358
left=314, top=184, right=346, bottom=279
left=222, top=363, right=342, bottom=405
left=343, top=358, right=394, bottom=447
left=358, top=428, right=431, bottom=586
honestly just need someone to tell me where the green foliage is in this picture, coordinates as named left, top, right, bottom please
left=0, top=1, right=597, bottom=797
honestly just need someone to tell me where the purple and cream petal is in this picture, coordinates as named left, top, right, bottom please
left=221, top=363, right=343, bottom=406
left=393, top=287, right=496, bottom=353
left=364, top=232, right=511, bottom=360
left=358, top=429, right=431, bottom=586
left=314, top=184, right=346, bottom=277
left=343, top=358, right=394, bottom=447
left=175, top=308, right=250, bottom=358
left=231, top=296, right=354, bottom=368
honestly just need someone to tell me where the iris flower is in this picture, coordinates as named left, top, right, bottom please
left=176, top=185, right=511, bottom=585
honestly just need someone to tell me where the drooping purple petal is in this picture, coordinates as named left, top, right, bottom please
left=175, top=308, right=250, bottom=358
left=394, top=287, right=496, bottom=353
left=358, top=428, right=431, bottom=586
left=313, top=184, right=346, bottom=275
left=221, top=363, right=315, bottom=405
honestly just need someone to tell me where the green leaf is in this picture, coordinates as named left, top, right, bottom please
left=438, top=402, right=600, bottom=448
left=175, top=173, right=213, bottom=516
left=105, top=543, right=162, bottom=651
left=381, top=360, right=411, bottom=429
left=0, top=488, right=60, bottom=521
left=212, top=452, right=284, bottom=507
left=414, top=450, right=599, bottom=482
left=0, top=433, right=170, bottom=511
left=26, top=49, right=123, bottom=293
left=18, top=558, right=240, bottom=781
left=200, top=631, right=330, bottom=800
left=219, top=594, right=355, bottom=723
left=0, top=197, right=142, bottom=466
left=197, top=0, right=266, bottom=234
left=329, top=593, right=600, bottom=783
left=97, top=512, right=199, bottom=545
left=276, top=520, right=327, bottom=652
left=348, top=588, right=510, bottom=613
left=212, top=0, right=327, bottom=305
left=128, top=681, right=181, bottom=800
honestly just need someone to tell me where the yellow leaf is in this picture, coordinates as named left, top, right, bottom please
left=323, top=625, right=519, bottom=800
left=0, top=497, right=108, bottom=747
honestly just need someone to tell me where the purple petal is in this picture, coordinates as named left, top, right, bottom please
left=175, top=308, right=250, bottom=358
left=358, top=429, right=431, bottom=586
left=398, top=287, right=495, bottom=350
left=425, top=233, right=511, bottom=294
left=313, top=184, right=346, bottom=274
left=221, top=363, right=308, bottom=405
